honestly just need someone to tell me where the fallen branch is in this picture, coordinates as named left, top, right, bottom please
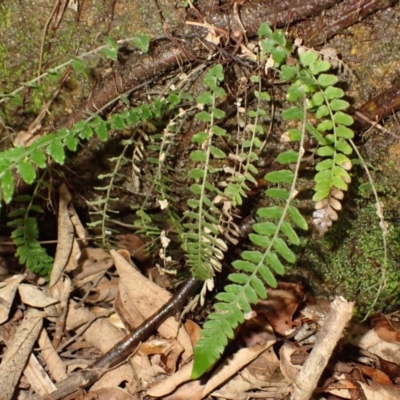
left=291, top=296, right=354, bottom=400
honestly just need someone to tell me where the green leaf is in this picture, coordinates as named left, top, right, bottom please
left=315, top=158, right=333, bottom=171
left=276, top=150, right=299, bottom=164
left=30, top=148, right=46, bottom=168
left=196, top=111, right=212, bottom=122
left=249, top=233, right=270, bottom=248
left=71, top=59, right=86, bottom=72
left=281, top=221, right=300, bottom=245
left=244, top=285, right=258, bottom=304
left=306, top=123, right=327, bottom=145
left=309, top=92, right=324, bottom=108
left=188, top=168, right=205, bottom=179
left=258, top=263, right=278, bottom=286
left=265, top=188, right=289, bottom=199
left=317, top=146, right=335, bottom=157
left=210, top=145, right=226, bottom=159
left=264, top=252, right=284, bottom=275
left=312, top=188, right=330, bottom=201
left=280, top=65, right=298, bottom=81
left=17, top=160, right=36, bottom=184
left=190, top=150, right=207, bottom=162
left=335, top=139, right=352, bottom=155
left=1, top=170, right=14, bottom=203
left=336, top=125, right=354, bottom=139
left=335, top=153, right=352, bottom=170
left=325, top=86, right=344, bottom=99
left=273, top=237, right=295, bottom=263
left=258, top=22, right=272, bottom=37
left=334, top=111, right=354, bottom=126
left=309, top=59, right=330, bottom=75
left=317, top=120, right=333, bottom=132
left=257, top=206, right=283, bottom=219
left=92, top=117, right=108, bottom=141
left=132, top=33, right=150, bottom=53
left=211, top=125, right=226, bottom=136
left=317, top=73, right=338, bottom=87
left=192, top=131, right=209, bottom=144
left=287, top=85, right=304, bottom=102
left=271, top=46, right=286, bottom=64
left=316, top=104, right=329, bottom=118
left=241, top=250, right=263, bottom=263
left=229, top=272, right=249, bottom=285
left=101, top=47, right=118, bottom=61
left=265, top=169, right=294, bottom=184
left=251, top=275, right=267, bottom=299
left=232, top=260, right=256, bottom=273
left=110, top=114, right=125, bottom=130
left=253, top=221, right=278, bottom=236
left=47, top=137, right=65, bottom=164
left=330, top=99, right=349, bottom=111
left=299, top=51, right=319, bottom=67
left=103, top=36, right=118, bottom=49
left=282, top=107, right=304, bottom=120
left=288, top=205, right=308, bottom=230
left=197, top=92, right=213, bottom=105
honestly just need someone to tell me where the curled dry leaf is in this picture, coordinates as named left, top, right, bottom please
left=116, top=233, right=150, bottom=262
left=0, top=274, right=24, bottom=324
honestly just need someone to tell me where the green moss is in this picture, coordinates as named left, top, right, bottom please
left=298, top=200, right=400, bottom=314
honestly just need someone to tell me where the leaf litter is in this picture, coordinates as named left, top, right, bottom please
left=2, top=193, right=400, bottom=400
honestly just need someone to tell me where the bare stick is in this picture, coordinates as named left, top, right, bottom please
left=291, top=296, right=354, bottom=400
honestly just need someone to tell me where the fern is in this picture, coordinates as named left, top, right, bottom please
left=192, top=23, right=355, bottom=378
left=7, top=193, right=53, bottom=277
left=181, top=64, right=230, bottom=280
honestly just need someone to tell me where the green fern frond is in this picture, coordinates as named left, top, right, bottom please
left=8, top=205, right=53, bottom=277
left=182, top=64, right=229, bottom=280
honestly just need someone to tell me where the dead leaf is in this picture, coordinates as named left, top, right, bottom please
left=50, top=184, right=74, bottom=287
left=371, top=313, right=400, bottom=343
left=0, top=308, right=43, bottom=400
left=85, top=386, right=139, bottom=399
left=90, top=364, right=139, bottom=394
left=360, top=380, right=400, bottom=400
left=110, top=250, right=193, bottom=359
left=18, top=283, right=58, bottom=308
left=0, top=274, right=24, bottom=323
left=280, top=342, right=303, bottom=382
left=116, top=234, right=150, bottom=262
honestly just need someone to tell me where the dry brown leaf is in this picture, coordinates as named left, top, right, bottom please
left=23, top=352, right=57, bottom=396
left=184, top=320, right=201, bottom=347
left=0, top=308, right=43, bottom=400
left=64, top=238, right=81, bottom=273
left=50, top=184, right=74, bottom=287
left=110, top=250, right=193, bottom=359
left=360, top=380, right=400, bottom=400
left=74, top=247, right=114, bottom=282
left=18, top=283, right=58, bottom=308
left=279, top=342, right=302, bottom=382
left=348, top=323, right=400, bottom=365
left=116, top=234, right=150, bottom=262
left=371, top=313, right=400, bottom=343
left=38, top=328, right=68, bottom=382
left=90, top=364, right=139, bottom=394
left=66, top=299, right=125, bottom=355
left=358, top=365, right=393, bottom=385
left=85, top=387, right=139, bottom=400
left=0, top=274, right=24, bottom=324
left=251, top=283, right=305, bottom=336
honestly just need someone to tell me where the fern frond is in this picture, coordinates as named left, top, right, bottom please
left=8, top=206, right=53, bottom=277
